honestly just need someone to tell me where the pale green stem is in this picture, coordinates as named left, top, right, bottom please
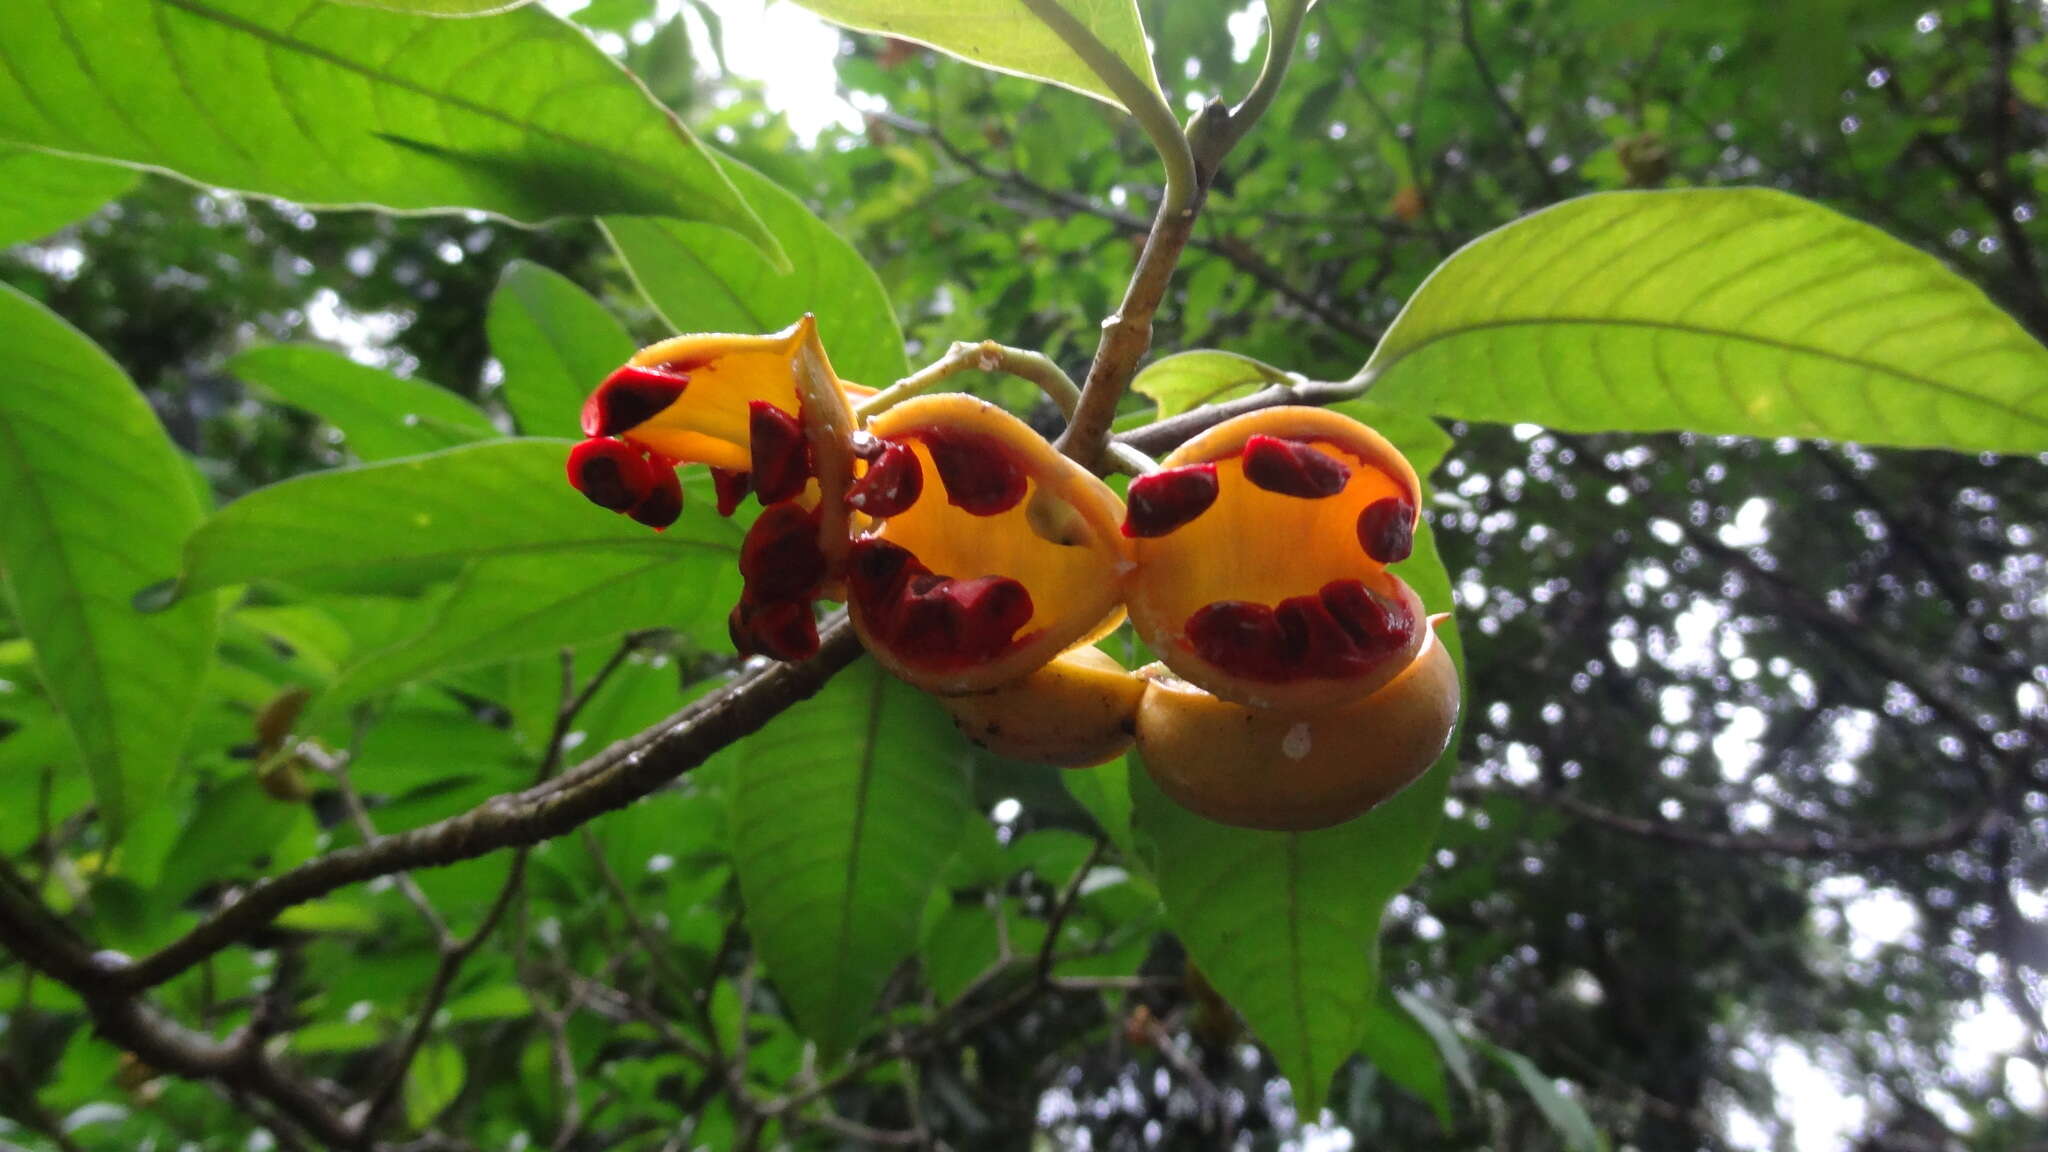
left=1014, top=0, right=1197, bottom=220
left=855, top=340, right=1083, bottom=422
left=1218, top=1, right=1310, bottom=155
left=1106, top=443, right=1160, bottom=477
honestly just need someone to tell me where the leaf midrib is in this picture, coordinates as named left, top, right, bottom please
left=1372, top=315, right=2048, bottom=429
left=1284, top=834, right=1311, bottom=1104
left=825, top=668, right=889, bottom=1047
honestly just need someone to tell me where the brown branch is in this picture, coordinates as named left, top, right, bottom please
left=83, top=622, right=860, bottom=993
left=1049, top=0, right=1312, bottom=469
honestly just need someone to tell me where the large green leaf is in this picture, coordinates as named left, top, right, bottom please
left=729, top=659, right=970, bottom=1060
left=0, top=285, right=217, bottom=835
left=321, top=545, right=738, bottom=711
left=0, top=0, right=778, bottom=259
left=785, top=0, right=1163, bottom=112
left=230, top=345, right=496, bottom=462
left=486, top=261, right=635, bottom=439
left=1129, top=430, right=1462, bottom=1115
left=154, top=439, right=735, bottom=604
left=1366, top=189, right=2048, bottom=454
left=1132, top=350, right=1293, bottom=420
left=327, top=0, right=534, bottom=14
left=604, top=160, right=911, bottom=389
left=0, top=146, right=138, bottom=246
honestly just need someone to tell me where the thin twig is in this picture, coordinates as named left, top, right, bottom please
left=857, top=340, right=1082, bottom=421
left=1457, top=0, right=1562, bottom=202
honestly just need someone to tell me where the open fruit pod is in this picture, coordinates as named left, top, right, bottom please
left=1135, top=614, right=1459, bottom=831
left=844, top=394, right=1130, bottom=695
left=567, top=317, right=864, bottom=661
left=1123, top=405, right=1427, bottom=713
left=939, top=644, right=1146, bottom=768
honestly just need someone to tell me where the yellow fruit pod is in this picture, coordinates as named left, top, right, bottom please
left=940, top=645, right=1145, bottom=768
left=844, top=394, right=1130, bottom=695
left=570, top=317, right=872, bottom=661
left=573, top=316, right=860, bottom=561
left=1123, top=405, right=1428, bottom=713
left=1135, top=615, right=1460, bottom=831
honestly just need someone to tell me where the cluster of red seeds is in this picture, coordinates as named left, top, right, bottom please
left=567, top=363, right=843, bottom=662
left=569, top=374, right=1056, bottom=671
left=574, top=372, right=1421, bottom=693
left=1120, top=434, right=1420, bottom=684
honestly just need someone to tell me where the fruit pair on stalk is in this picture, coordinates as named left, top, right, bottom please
left=567, top=320, right=1458, bottom=831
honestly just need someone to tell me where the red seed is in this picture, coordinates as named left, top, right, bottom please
left=885, top=573, right=1032, bottom=666
left=711, top=467, right=751, bottom=517
left=628, top=465, right=685, bottom=531
left=748, top=401, right=813, bottom=504
left=739, top=502, right=827, bottom=599
left=846, top=538, right=923, bottom=628
left=1185, top=600, right=1290, bottom=681
left=947, top=575, right=1034, bottom=657
left=1240, top=435, right=1351, bottom=499
left=922, top=427, right=1028, bottom=516
left=846, top=440, right=923, bottom=517
left=1274, top=593, right=1372, bottom=679
left=1321, top=579, right=1414, bottom=655
left=583, top=365, right=688, bottom=437
left=729, top=594, right=818, bottom=661
left=1122, top=463, right=1220, bottom=538
left=1356, top=497, right=1416, bottom=564
left=890, top=578, right=967, bottom=662
left=566, top=438, right=655, bottom=512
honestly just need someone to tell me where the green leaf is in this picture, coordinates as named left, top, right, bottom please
left=730, top=659, right=970, bottom=1060
left=1129, top=466, right=1462, bottom=1116
left=405, top=1039, right=467, bottom=1130
left=0, top=714, right=92, bottom=855
left=604, top=159, right=911, bottom=389
left=0, top=0, right=780, bottom=261
left=230, top=345, right=496, bottom=462
left=1357, top=996, right=1451, bottom=1124
left=0, top=146, right=138, bottom=246
left=572, top=0, right=654, bottom=34
left=1061, top=756, right=1137, bottom=866
left=326, top=0, right=533, bottom=14
left=1366, top=189, right=2048, bottom=454
left=0, top=285, right=217, bottom=835
left=1394, top=990, right=1480, bottom=1100
left=321, top=546, right=739, bottom=711
left=486, top=261, right=636, bottom=439
left=921, top=896, right=1043, bottom=1004
left=785, top=0, right=1164, bottom=112
left=442, top=983, right=533, bottom=1022
left=1131, top=774, right=1377, bottom=1116
left=1484, top=1042, right=1605, bottom=1152
left=1132, top=350, right=1293, bottom=419
left=156, top=777, right=300, bottom=903
left=158, top=439, right=736, bottom=604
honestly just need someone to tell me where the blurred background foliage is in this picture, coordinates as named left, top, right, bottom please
left=1, top=1, right=2045, bottom=1150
